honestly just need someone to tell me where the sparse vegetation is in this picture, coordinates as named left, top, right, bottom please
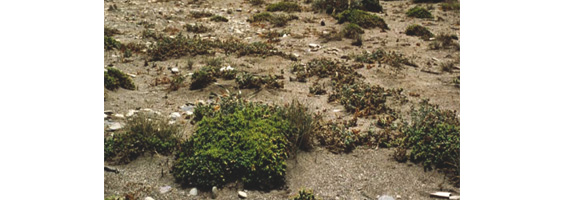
left=236, top=72, right=284, bottom=89
left=184, top=23, right=210, bottom=33
left=191, top=11, right=213, bottom=18
left=104, top=36, right=121, bottom=51
left=210, top=15, right=229, bottom=22
left=249, top=0, right=265, bottom=6
left=104, top=27, right=120, bottom=37
left=406, top=7, right=433, bottom=19
left=105, top=68, right=135, bottom=90
left=343, top=23, right=365, bottom=39
left=405, top=24, right=434, bottom=40
left=267, top=1, right=302, bottom=12
left=440, top=61, right=456, bottom=73
left=312, top=0, right=383, bottom=14
left=440, top=0, right=460, bottom=11
left=413, top=0, right=444, bottom=3
left=292, top=189, right=318, bottom=200
left=169, top=74, right=187, bottom=91
left=104, top=113, right=181, bottom=164
left=336, top=9, right=389, bottom=30
left=249, top=12, right=299, bottom=27
left=354, top=49, right=415, bottom=70
left=429, top=33, right=459, bottom=50
left=190, top=67, right=217, bottom=90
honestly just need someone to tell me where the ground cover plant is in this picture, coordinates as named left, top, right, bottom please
left=267, top=1, right=302, bottom=12
left=210, top=15, right=229, bottom=22
left=248, top=12, right=299, bottom=27
left=104, top=113, right=182, bottom=164
left=184, top=23, right=210, bottom=33
left=312, top=0, right=382, bottom=14
left=172, top=94, right=314, bottom=189
left=104, top=68, right=135, bottom=90
left=343, top=23, right=365, bottom=39
left=440, top=0, right=460, bottom=11
left=291, top=189, right=318, bottom=200
left=336, top=9, right=389, bottom=30
left=429, top=33, right=459, bottom=50
left=406, top=6, right=433, bottom=18
left=405, top=24, right=434, bottom=40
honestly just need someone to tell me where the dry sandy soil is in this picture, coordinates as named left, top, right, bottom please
left=104, top=0, right=460, bottom=199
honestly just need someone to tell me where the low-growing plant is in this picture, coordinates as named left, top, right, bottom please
left=354, top=49, right=413, bottom=70
left=405, top=24, right=434, bottom=40
left=440, top=61, right=456, bottom=73
left=190, top=67, right=217, bottom=90
left=236, top=72, right=284, bottom=89
left=413, top=0, right=444, bottom=3
left=104, top=27, right=120, bottom=37
left=429, top=33, right=459, bottom=50
left=141, top=29, right=160, bottom=40
left=343, top=23, right=365, bottom=39
left=406, top=7, right=433, bottom=18
left=169, top=74, right=187, bottom=91
left=185, top=23, right=210, bottom=33
left=104, top=113, right=181, bottom=164
left=312, top=0, right=382, bottom=14
left=108, top=4, right=119, bottom=12
left=336, top=9, right=389, bottom=30
left=292, top=189, right=318, bottom=200
left=320, top=28, right=344, bottom=43
left=105, top=36, right=121, bottom=51
left=191, top=11, right=213, bottom=18
left=249, top=0, right=265, bottom=6
left=248, top=12, right=299, bottom=27
left=104, top=68, right=135, bottom=90
left=440, top=0, right=460, bottom=11
left=351, top=33, right=363, bottom=46
left=173, top=94, right=309, bottom=189
left=314, top=119, right=360, bottom=153
left=267, top=1, right=302, bottom=12
left=309, top=81, right=327, bottom=95
left=210, top=15, right=229, bottom=22
left=360, top=0, right=383, bottom=12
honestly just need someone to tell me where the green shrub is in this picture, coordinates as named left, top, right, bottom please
left=354, top=49, right=413, bottom=69
left=429, top=33, right=459, bottom=50
left=336, top=9, right=389, bottom=30
left=104, top=113, right=181, bottom=164
left=190, top=67, right=217, bottom=90
left=211, top=15, right=229, bottom=22
left=312, top=0, right=360, bottom=14
left=292, top=189, right=318, bottom=200
left=250, top=0, right=265, bottom=6
left=413, top=0, right=444, bottom=3
left=406, top=7, right=433, bottom=18
left=249, top=12, right=274, bottom=22
left=185, top=23, right=210, bottom=33
left=104, top=68, right=135, bottom=90
left=360, top=0, right=383, bottom=12
left=309, top=82, right=327, bottom=95
left=172, top=99, right=292, bottom=189
left=104, top=27, right=120, bottom=37
left=440, top=0, right=459, bottom=11
left=267, top=2, right=302, bottom=12
left=342, top=23, right=365, bottom=39
left=405, top=24, right=434, bottom=40
left=351, top=34, right=363, bottom=46
left=248, top=12, right=298, bottom=27
left=402, top=100, right=459, bottom=183
left=191, top=11, right=213, bottom=18
left=169, top=74, right=187, bottom=91
left=236, top=73, right=284, bottom=89
left=104, top=36, right=121, bottom=51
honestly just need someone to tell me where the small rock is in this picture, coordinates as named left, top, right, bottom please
left=212, top=186, right=218, bottom=199
left=171, top=67, right=179, bottom=73
left=321, top=20, right=325, bottom=26
left=309, top=43, right=320, bottom=48
left=104, top=114, right=108, bottom=119
left=170, top=112, right=181, bottom=120
left=378, top=195, right=395, bottom=200
left=113, top=114, right=125, bottom=119
left=236, top=8, right=242, bottom=12
left=104, top=110, right=114, bottom=115
left=127, top=73, right=136, bottom=78
left=108, top=122, right=124, bottom=131
left=144, top=197, right=155, bottom=200
left=293, top=53, right=300, bottom=58
left=189, top=187, right=198, bottom=196
left=449, top=196, right=460, bottom=200
left=126, top=109, right=137, bottom=117
left=160, top=185, right=172, bottom=194
left=238, top=191, right=248, bottom=198
left=396, top=195, right=401, bottom=199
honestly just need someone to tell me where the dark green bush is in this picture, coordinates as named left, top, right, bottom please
left=211, top=15, right=229, bottom=22
left=440, top=0, right=460, bottom=11
left=104, top=113, right=181, bottom=164
left=169, top=74, right=187, bottom=91
left=361, top=0, right=383, bottom=12
left=250, top=0, right=265, bottom=6
left=172, top=100, right=291, bottom=189
left=248, top=12, right=298, bottom=27
left=104, top=68, right=135, bottom=90
left=236, top=73, right=284, bottom=89
left=406, top=7, right=433, bottom=18
left=191, top=11, right=214, bottom=18
left=104, top=36, right=121, bottom=51
left=148, top=34, right=211, bottom=61
left=343, top=23, right=365, bottom=39
left=405, top=24, right=434, bottom=40
left=336, top=9, right=389, bottom=30
left=104, top=27, right=120, bottom=37
left=190, top=67, right=217, bottom=90
left=267, top=2, right=302, bottom=12
left=292, top=189, right=318, bottom=200
left=312, top=0, right=360, bottom=14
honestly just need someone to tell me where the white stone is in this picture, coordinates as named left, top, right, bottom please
left=160, top=185, right=172, bottom=194
left=238, top=191, right=248, bottom=198
left=236, top=8, right=242, bottom=12
left=108, top=122, right=124, bottom=131
left=104, top=114, right=108, bottom=119
left=189, top=188, right=198, bottom=196
left=144, top=197, right=155, bottom=200
left=309, top=43, right=320, bottom=48
left=126, top=109, right=138, bottom=117
left=171, top=67, right=179, bottom=73
left=186, top=111, right=194, bottom=116
left=170, top=112, right=181, bottom=119
left=212, top=186, right=218, bottom=199
left=113, top=114, right=125, bottom=119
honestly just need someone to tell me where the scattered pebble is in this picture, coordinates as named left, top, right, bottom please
left=238, top=191, right=248, bottom=199
left=113, top=114, right=125, bottom=119
left=108, top=122, right=124, bottom=131
left=378, top=195, right=395, bottom=200
left=170, top=112, right=181, bottom=120
left=171, top=67, right=179, bottom=73
left=189, top=187, right=198, bottom=196
left=126, top=109, right=137, bottom=117
left=144, top=197, right=155, bottom=200
left=160, top=185, right=172, bottom=194
left=212, top=186, right=218, bottom=199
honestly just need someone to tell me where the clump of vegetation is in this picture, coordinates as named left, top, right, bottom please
left=342, top=23, right=365, bottom=39
left=309, top=82, right=327, bottom=95
left=236, top=72, right=284, bottom=89
left=267, top=1, right=302, bottom=12
left=312, top=0, right=382, bottom=14
left=104, top=113, right=181, bottom=164
left=314, top=119, right=360, bottom=153
left=211, top=15, right=229, bottom=22
left=440, top=0, right=460, bottom=11
left=190, top=67, right=217, bottom=90
left=172, top=94, right=314, bottom=189
left=319, top=28, right=344, bottom=43
left=141, top=29, right=160, bottom=40
left=184, top=23, right=210, bottom=33
left=104, top=36, right=121, bottom=51
left=169, top=74, right=187, bottom=91
left=406, top=7, right=433, bottom=19
left=429, top=33, right=459, bottom=50
left=413, top=0, right=444, bottom=3
left=440, top=61, right=457, bottom=73
left=104, top=68, right=135, bottom=90
left=248, top=12, right=299, bottom=27
left=453, top=76, right=460, bottom=88
left=292, top=189, right=318, bottom=200
left=336, top=9, right=389, bottom=30
left=354, top=49, right=416, bottom=70
left=401, top=100, right=460, bottom=184
left=405, top=24, right=434, bottom=40
left=108, top=4, right=119, bottom=12
left=333, top=83, right=392, bottom=116
left=351, top=34, right=363, bottom=46
left=249, top=0, right=265, bottom=6
left=104, top=27, right=120, bottom=37
left=191, top=11, right=213, bottom=18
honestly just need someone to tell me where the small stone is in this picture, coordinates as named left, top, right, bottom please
left=160, top=185, right=172, bottom=194
left=170, top=112, right=181, bottom=119
left=396, top=195, right=401, bottom=199
left=293, top=53, right=300, bottom=58
left=104, top=114, right=108, bottom=119
left=189, top=187, right=198, bottom=196
left=104, top=110, right=114, bottom=115
left=236, top=8, right=242, bottom=12
left=378, top=195, right=395, bottom=200
left=309, top=43, right=320, bottom=48
left=238, top=191, right=248, bottom=198
left=144, top=197, right=155, bottom=200
left=113, top=114, right=125, bottom=119
left=126, top=109, right=137, bottom=117
left=212, top=186, right=218, bottom=199
left=108, top=122, right=124, bottom=131
left=171, top=67, right=179, bottom=73
left=321, top=20, right=325, bottom=26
